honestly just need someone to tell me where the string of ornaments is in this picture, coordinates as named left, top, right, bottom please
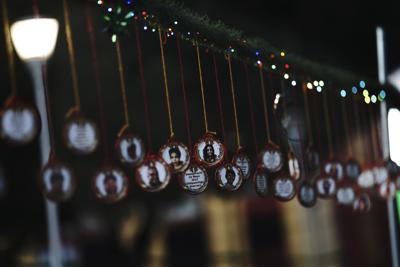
left=0, top=0, right=399, bottom=213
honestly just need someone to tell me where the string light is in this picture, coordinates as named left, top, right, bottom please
left=280, top=51, right=285, bottom=57
left=174, top=21, right=178, bottom=25
left=359, top=80, right=366, bottom=89
left=371, top=95, right=377, bottom=103
left=271, top=64, right=276, bottom=70
left=340, top=89, right=346, bottom=97
left=363, top=89, right=369, bottom=97
left=284, top=73, right=289, bottom=79
left=255, top=51, right=260, bottom=56
left=306, top=82, right=313, bottom=90
left=352, top=86, right=358, bottom=94
left=143, top=25, right=148, bottom=30
left=319, top=80, right=324, bottom=87
left=291, top=80, right=297, bottom=86
left=364, top=96, right=371, bottom=104
left=379, top=90, right=386, bottom=99
left=256, top=60, right=262, bottom=67
left=316, top=86, right=322, bottom=92
left=313, top=81, right=319, bottom=87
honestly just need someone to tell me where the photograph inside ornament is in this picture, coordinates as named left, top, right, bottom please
left=323, top=161, right=344, bottom=181
left=115, top=128, right=145, bottom=167
left=0, top=98, right=40, bottom=145
left=215, top=163, right=243, bottom=191
left=297, top=181, right=317, bottom=207
left=232, top=149, right=251, bottom=179
left=336, top=186, right=356, bottom=205
left=378, top=180, right=397, bottom=199
left=316, top=176, right=337, bottom=199
left=63, top=111, right=99, bottom=154
left=194, top=133, right=225, bottom=168
left=39, top=160, right=75, bottom=203
left=179, top=163, right=208, bottom=194
left=353, top=193, right=371, bottom=213
left=136, top=155, right=171, bottom=192
left=345, top=159, right=361, bottom=181
left=272, top=175, right=296, bottom=201
left=159, top=140, right=190, bottom=174
left=253, top=166, right=269, bottom=197
left=92, top=165, right=128, bottom=203
left=372, top=166, right=389, bottom=185
left=357, top=169, right=375, bottom=188
left=288, top=151, right=300, bottom=180
left=260, top=143, right=283, bottom=173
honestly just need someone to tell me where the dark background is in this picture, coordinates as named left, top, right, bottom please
left=0, top=0, right=399, bottom=266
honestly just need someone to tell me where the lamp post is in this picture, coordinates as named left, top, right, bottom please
left=11, top=17, right=63, bottom=267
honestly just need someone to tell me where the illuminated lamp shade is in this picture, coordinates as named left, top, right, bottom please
left=10, top=18, right=59, bottom=61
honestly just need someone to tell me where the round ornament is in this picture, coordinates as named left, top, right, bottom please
left=297, top=181, right=317, bottom=207
left=179, top=163, right=208, bottom=194
left=357, top=169, right=375, bottom=188
left=232, top=149, right=251, bottom=179
left=0, top=98, right=40, bottom=145
left=272, top=176, right=296, bottom=201
left=39, top=161, right=75, bottom=203
left=159, top=141, right=190, bottom=174
left=136, top=155, right=171, bottom=192
left=378, top=180, right=397, bottom=199
left=92, top=165, right=128, bottom=203
left=323, top=161, right=344, bottom=181
left=386, top=159, right=400, bottom=179
left=336, top=186, right=356, bottom=205
left=259, top=143, right=283, bottom=173
left=63, top=112, right=99, bottom=154
left=253, top=166, right=269, bottom=197
left=372, top=166, right=388, bottom=185
left=353, top=193, right=371, bottom=212
left=215, top=163, right=243, bottom=191
left=288, top=152, right=301, bottom=180
left=115, top=129, right=145, bottom=167
left=316, top=176, right=336, bottom=199
left=345, top=159, right=361, bottom=181
left=194, top=133, right=225, bottom=168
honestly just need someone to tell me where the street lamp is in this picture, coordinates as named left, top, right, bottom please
left=11, top=17, right=64, bottom=267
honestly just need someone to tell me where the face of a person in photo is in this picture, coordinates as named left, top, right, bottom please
left=226, top=169, right=235, bottom=185
left=169, top=148, right=182, bottom=168
left=104, top=174, right=118, bottom=196
left=127, top=140, right=137, bottom=159
left=203, top=144, right=215, bottom=162
left=50, top=171, right=64, bottom=194
left=148, top=166, right=160, bottom=187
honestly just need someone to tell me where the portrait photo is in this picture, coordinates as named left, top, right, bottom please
left=41, top=163, right=75, bottom=202
left=316, top=177, right=336, bottom=198
left=353, top=193, right=371, bottom=212
left=136, top=158, right=170, bottom=192
left=180, top=164, right=208, bottom=194
left=117, top=133, right=145, bottom=166
left=194, top=136, right=224, bottom=167
left=93, top=167, right=128, bottom=203
left=215, top=164, right=243, bottom=191
left=160, top=142, right=190, bottom=173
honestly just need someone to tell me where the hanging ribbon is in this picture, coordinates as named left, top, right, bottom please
left=86, top=1, right=109, bottom=157
left=63, top=0, right=81, bottom=112
left=133, top=19, right=152, bottom=149
left=226, top=53, right=241, bottom=149
left=302, top=84, right=314, bottom=148
left=244, top=62, right=259, bottom=154
left=176, top=35, right=192, bottom=148
left=258, top=67, right=272, bottom=143
left=115, top=40, right=130, bottom=130
left=1, top=0, right=17, bottom=98
left=195, top=39, right=210, bottom=133
left=212, top=52, right=227, bottom=148
left=158, top=27, right=174, bottom=139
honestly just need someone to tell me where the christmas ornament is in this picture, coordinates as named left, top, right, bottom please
left=336, top=186, right=356, bottom=205
left=193, top=39, right=225, bottom=168
left=353, top=193, right=371, bottom=212
left=316, top=175, right=336, bottom=199
left=272, top=175, right=296, bottom=201
left=253, top=166, right=269, bottom=197
left=136, top=155, right=171, bottom=192
left=357, top=169, right=375, bottom=188
left=215, top=163, right=244, bottom=191
left=297, top=181, right=317, bottom=207
left=62, top=0, right=99, bottom=154
left=63, top=111, right=99, bottom=154
left=0, top=98, right=40, bottom=145
left=157, top=28, right=190, bottom=174
left=93, top=165, right=128, bottom=203
left=232, top=150, right=251, bottom=179
left=258, top=67, right=283, bottom=173
left=179, top=164, right=208, bottom=194
left=323, top=161, right=344, bottom=181
left=378, top=180, right=396, bottom=199
left=39, top=160, right=76, bottom=203
left=345, top=159, right=361, bottom=182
